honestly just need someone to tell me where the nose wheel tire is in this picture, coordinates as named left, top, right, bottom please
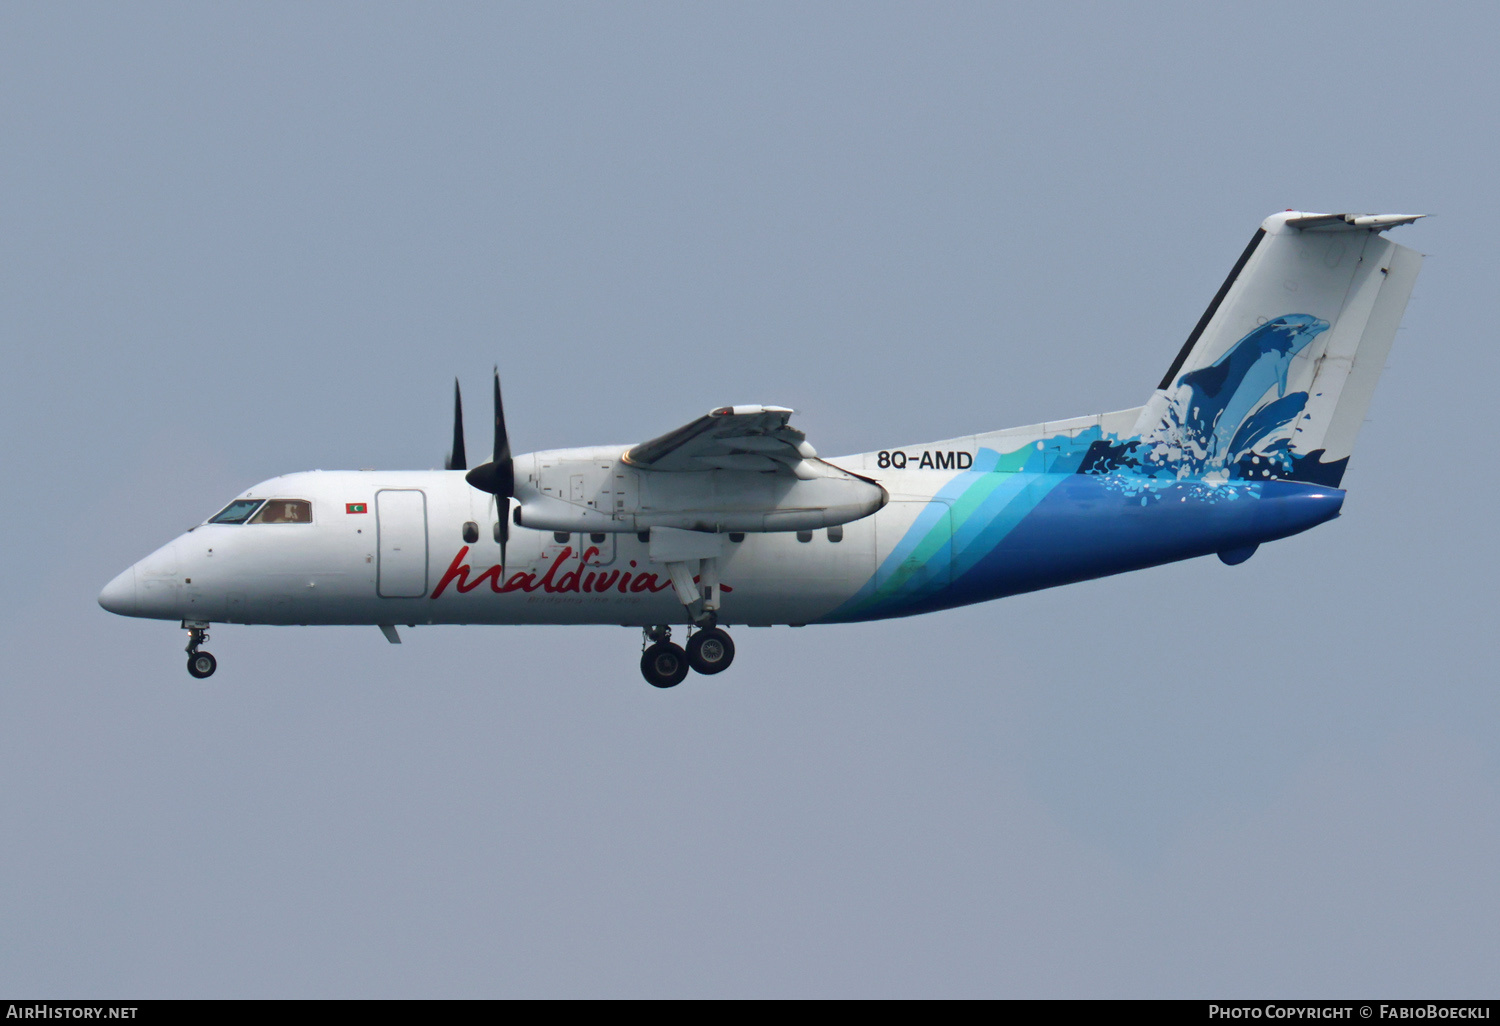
left=187, top=651, right=218, bottom=679
left=640, top=642, right=690, bottom=688
left=686, top=627, right=735, bottom=675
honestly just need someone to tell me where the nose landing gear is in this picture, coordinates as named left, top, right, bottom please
left=183, top=620, right=217, bottom=679
left=638, top=623, right=736, bottom=687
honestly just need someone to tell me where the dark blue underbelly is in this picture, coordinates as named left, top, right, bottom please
left=821, top=475, right=1344, bottom=622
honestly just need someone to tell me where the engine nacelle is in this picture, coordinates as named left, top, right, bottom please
left=512, top=448, right=886, bottom=534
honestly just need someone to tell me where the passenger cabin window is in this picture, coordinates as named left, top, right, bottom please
left=462, top=521, right=479, bottom=544
left=249, top=499, right=312, bottom=524
left=209, top=499, right=264, bottom=525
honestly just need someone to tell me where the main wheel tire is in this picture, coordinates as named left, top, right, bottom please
left=686, top=627, right=735, bottom=675
left=640, top=642, right=689, bottom=688
left=187, top=651, right=217, bottom=679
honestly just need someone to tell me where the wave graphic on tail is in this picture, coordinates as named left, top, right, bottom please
left=1080, top=314, right=1345, bottom=488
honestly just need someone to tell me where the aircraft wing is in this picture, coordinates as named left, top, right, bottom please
left=624, top=405, right=819, bottom=474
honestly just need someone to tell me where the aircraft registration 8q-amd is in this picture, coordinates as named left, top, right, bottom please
left=100, top=210, right=1425, bottom=687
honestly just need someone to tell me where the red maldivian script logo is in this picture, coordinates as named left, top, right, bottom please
left=431, top=545, right=732, bottom=599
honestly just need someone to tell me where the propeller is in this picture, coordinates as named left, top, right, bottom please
left=444, top=378, right=466, bottom=471
left=464, top=368, right=514, bottom=567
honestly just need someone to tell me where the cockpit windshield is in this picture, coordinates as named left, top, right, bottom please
left=249, top=499, right=312, bottom=524
left=209, top=499, right=265, bottom=524
left=207, top=498, right=313, bottom=525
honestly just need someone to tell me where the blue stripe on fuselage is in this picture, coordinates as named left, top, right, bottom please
left=818, top=475, right=1343, bottom=622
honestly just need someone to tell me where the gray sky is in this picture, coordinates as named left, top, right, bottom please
left=2, top=1, right=1496, bottom=998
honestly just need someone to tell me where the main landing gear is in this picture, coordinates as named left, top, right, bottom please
left=183, top=620, right=217, bottom=679
left=639, top=624, right=736, bottom=688
left=637, top=540, right=739, bottom=688
left=686, top=626, right=734, bottom=675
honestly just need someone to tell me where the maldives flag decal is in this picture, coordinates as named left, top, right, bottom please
left=346, top=502, right=368, bottom=514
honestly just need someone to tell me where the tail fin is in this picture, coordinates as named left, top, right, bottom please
left=1131, top=211, right=1424, bottom=487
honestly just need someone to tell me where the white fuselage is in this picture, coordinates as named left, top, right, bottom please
left=100, top=465, right=889, bottom=629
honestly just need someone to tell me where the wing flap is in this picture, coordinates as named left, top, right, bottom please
left=625, top=405, right=816, bottom=472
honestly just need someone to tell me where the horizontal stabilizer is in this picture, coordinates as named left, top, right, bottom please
left=1284, top=212, right=1426, bottom=232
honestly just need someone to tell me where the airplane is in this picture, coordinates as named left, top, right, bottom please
left=99, top=210, right=1425, bottom=688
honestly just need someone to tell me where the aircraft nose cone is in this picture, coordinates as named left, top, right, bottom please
left=98, top=566, right=139, bottom=616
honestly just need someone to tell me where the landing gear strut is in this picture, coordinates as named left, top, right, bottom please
left=183, top=620, right=217, bottom=679
left=638, top=623, right=736, bottom=686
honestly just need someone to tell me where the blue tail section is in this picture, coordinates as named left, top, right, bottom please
left=825, top=314, right=1353, bottom=622
left=826, top=211, right=1426, bottom=622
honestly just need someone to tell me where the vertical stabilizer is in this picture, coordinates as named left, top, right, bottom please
left=1131, top=212, right=1424, bottom=486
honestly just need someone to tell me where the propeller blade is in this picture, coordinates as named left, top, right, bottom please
left=458, top=371, right=515, bottom=570
left=497, top=506, right=510, bottom=573
left=445, top=378, right=467, bottom=471
left=464, top=368, right=515, bottom=498
left=491, top=367, right=512, bottom=469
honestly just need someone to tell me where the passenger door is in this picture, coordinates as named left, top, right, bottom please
left=376, top=489, right=429, bottom=598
